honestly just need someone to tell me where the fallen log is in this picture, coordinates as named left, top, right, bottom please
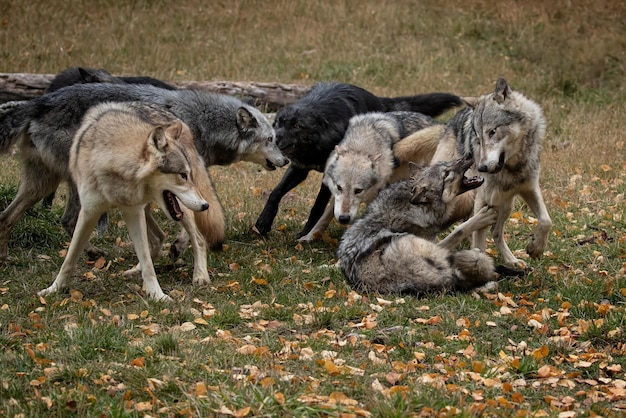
left=0, top=72, right=311, bottom=111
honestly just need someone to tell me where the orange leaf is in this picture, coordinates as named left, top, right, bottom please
left=130, top=357, right=145, bottom=368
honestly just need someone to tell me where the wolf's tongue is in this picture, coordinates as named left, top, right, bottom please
left=163, top=190, right=183, bottom=221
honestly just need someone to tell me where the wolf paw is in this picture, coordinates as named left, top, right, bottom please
left=192, top=274, right=211, bottom=286
left=123, top=264, right=142, bottom=277
left=526, top=237, right=546, bottom=259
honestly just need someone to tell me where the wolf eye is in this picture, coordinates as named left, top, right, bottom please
left=337, top=185, right=343, bottom=192
left=180, top=173, right=188, bottom=181
left=488, top=128, right=497, bottom=138
left=354, top=188, right=363, bottom=195
left=444, top=171, right=454, bottom=181
left=266, top=136, right=273, bottom=143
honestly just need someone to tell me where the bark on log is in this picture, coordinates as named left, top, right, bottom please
left=0, top=73, right=311, bottom=111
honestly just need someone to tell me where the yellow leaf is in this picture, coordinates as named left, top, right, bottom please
left=237, top=344, right=257, bottom=355
left=194, top=318, right=209, bottom=325
left=196, top=382, right=207, bottom=396
left=251, top=276, right=267, bottom=285
left=234, top=406, right=251, bottom=417
left=600, top=164, right=612, bottom=172
left=274, top=392, right=285, bottom=405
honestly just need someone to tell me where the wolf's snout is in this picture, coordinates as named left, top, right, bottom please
left=477, top=152, right=505, bottom=173
left=338, top=215, right=351, bottom=224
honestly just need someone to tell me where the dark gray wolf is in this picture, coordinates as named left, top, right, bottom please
left=428, top=78, right=552, bottom=267
left=47, top=66, right=177, bottom=93
left=298, top=111, right=440, bottom=242
left=39, top=102, right=210, bottom=301
left=253, top=82, right=462, bottom=238
left=0, top=82, right=288, bottom=262
left=337, top=158, right=502, bottom=294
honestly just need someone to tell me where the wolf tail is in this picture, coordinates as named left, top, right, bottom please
left=192, top=163, right=226, bottom=251
left=0, top=100, right=32, bottom=153
left=379, top=93, right=463, bottom=117
left=450, top=249, right=497, bottom=291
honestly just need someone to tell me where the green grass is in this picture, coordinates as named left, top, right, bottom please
left=1, top=0, right=626, bottom=416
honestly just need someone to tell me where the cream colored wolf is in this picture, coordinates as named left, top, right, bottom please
left=38, top=102, right=216, bottom=301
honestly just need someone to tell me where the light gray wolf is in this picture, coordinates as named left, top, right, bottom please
left=337, top=157, right=504, bottom=295
left=298, top=111, right=440, bottom=242
left=38, top=102, right=211, bottom=301
left=253, top=81, right=462, bottom=238
left=427, top=78, right=552, bottom=267
left=0, top=82, right=288, bottom=262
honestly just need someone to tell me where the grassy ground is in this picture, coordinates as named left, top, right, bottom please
left=1, top=0, right=625, bottom=416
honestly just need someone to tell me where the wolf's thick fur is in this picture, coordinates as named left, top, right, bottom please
left=0, top=83, right=287, bottom=262
left=298, top=111, right=440, bottom=241
left=427, top=78, right=552, bottom=267
left=337, top=158, right=498, bottom=294
left=47, top=67, right=177, bottom=93
left=254, top=82, right=462, bottom=238
left=38, top=102, right=212, bottom=301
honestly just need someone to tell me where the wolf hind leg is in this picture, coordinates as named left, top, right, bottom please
left=180, top=206, right=210, bottom=285
left=39, top=209, right=101, bottom=296
left=61, top=182, right=106, bottom=260
left=0, top=164, right=62, bottom=263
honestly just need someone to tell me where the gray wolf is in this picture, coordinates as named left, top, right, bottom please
left=253, top=82, right=462, bottom=238
left=337, top=157, right=502, bottom=295
left=298, top=111, right=440, bottom=242
left=0, top=82, right=288, bottom=262
left=38, top=102, right=211, bottom=301
left=428, top=78, right=552, bottom=267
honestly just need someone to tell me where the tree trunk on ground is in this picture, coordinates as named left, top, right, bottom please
left=0, top=73, right=310, bottom=111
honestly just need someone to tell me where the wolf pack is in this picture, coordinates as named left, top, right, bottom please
left=0, top=67, right=551, bottom=301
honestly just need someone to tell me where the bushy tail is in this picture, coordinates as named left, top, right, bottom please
left=192, top=164, right=226, bottom=251
left=0, top=100, right=32, bottom=153
left=379, top=93, right=463, bottom=117
left=451, top=249, right=497, bottom=291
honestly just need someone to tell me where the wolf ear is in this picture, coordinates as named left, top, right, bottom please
left=164, top=120, right=183, bottom=140
left=150, top=126, right=169, bottom=152
left=408, top=161, right=426, bottom=177
left=494, top=78, right=512, bottom=104
left=236, top=107, right=258, bottom=131
left=461, top=96, right=480, bottom=109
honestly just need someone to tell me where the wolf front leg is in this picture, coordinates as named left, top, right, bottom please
left=120, top=206, right=172, bottom=302
left=519, top=182, right=552, bottom=259
left=297, top=197, right=335, bottom=242
left=180, top=207, right=211, bottom=285
left=439, top=207, right=497, bottom=250
left=254, top=165, right=310, bottom=236
left=39, top=209, right=101, bottom=297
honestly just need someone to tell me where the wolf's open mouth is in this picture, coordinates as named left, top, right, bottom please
left=461, top=175, right=484, bottom=193
left=163, top=190, right=183, bottom=221
left=265, top=159, right=276, bottom=171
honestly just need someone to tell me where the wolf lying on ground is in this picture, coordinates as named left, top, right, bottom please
left=426, top=78, right=552, bottom=267
left=0, top=82, right=288, bottom=263
left=254, top=81, right=462, bottom=238
left=337, top=157, right=513, bottom=295
left=38, top=102, right=212, bottom=301
left=298, top=111, right=440, bottom=242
